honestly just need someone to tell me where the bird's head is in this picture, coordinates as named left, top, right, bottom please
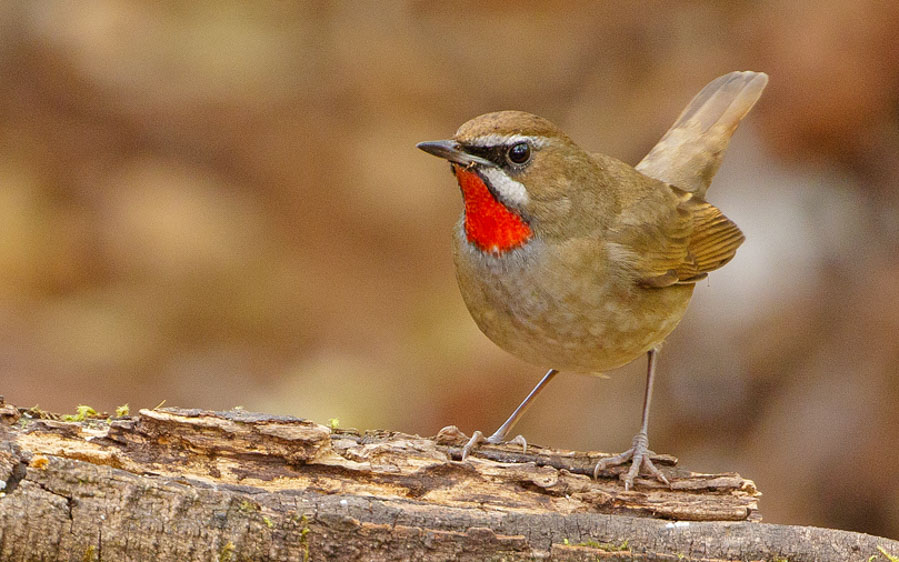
left=418, top=111, right=601, bottom=254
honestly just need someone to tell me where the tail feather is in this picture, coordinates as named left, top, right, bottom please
left=636, top=71, right=768, bottom=198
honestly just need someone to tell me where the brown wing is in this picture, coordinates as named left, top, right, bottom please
left=679, top=198, right=745, bottom=275
left=610, top=186, right=744, bottom=288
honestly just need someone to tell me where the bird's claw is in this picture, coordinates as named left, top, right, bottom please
left=592, top=431, right=670, bottom=490
left=460, top=430, right=528, bottom=461
left=460, top=430, right=485, bottom=461
left=507, top=434, right=528, bottom=454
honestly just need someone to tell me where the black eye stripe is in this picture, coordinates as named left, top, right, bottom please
left=461, top=145, right=504, bottom=164
left=461, top=143, right=531, bottom=167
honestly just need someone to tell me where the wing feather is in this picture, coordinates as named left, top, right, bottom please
left=612, top=187, right=744, bottom=288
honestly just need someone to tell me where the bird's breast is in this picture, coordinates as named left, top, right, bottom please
left=452, top=223, right=693, bottom=373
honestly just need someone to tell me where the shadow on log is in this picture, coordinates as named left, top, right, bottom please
left=0, top=398, right=897, bottom=561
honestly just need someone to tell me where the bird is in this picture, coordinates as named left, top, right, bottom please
left=417, top=71, right=768, bottom=489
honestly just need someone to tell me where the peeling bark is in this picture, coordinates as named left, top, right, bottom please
left=0, top=398, right=896, bottom=561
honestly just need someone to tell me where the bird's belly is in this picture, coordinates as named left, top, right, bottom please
left=454, top=236, right=694, bottom=374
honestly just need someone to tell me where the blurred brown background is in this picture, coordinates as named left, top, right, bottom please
left=1, top=0, right=898, bottom=539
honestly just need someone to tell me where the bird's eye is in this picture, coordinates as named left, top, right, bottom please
left=506, top=142, right=531, bottom=165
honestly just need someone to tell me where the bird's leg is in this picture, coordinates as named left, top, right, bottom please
left=593, top=348, right=670, bottom=490
left=460, top=369, right=559, bottom=460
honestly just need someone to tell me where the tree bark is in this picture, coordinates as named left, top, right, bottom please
left=0, top=398, right=896, bottom=561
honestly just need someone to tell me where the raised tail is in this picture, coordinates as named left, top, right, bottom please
left=636, top=71, right=768, bottom=198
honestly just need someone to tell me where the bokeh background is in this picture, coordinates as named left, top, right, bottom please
left=1, top=0, right=897, bottom=539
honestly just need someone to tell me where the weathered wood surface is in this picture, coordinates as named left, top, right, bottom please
left=0, top=398, right=897, bottom=561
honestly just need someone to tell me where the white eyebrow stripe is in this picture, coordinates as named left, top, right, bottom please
left=480, top=167, right=529, bottom=206
left=465, top=134, right=548, bottom=148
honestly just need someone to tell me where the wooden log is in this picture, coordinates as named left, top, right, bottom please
left=0, top=398, right=896, bottom=561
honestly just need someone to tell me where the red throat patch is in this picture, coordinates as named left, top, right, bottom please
left=453, top=165, right=532, bottom=253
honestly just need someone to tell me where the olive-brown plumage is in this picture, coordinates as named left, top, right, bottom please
left=418, top=71, right=767, bottom=489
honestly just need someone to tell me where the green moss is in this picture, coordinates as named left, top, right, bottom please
left=62, top=405, right=99, bottom=422
left=238, top=500, right=259, bottom=513
left=263, top=515, right=273, bottom=529
left=219, top=541, right=235, bottom=562
left=82, top=545, right=96, bottom=562
left=114, top=404, right=130, bottom=417
left=576, top=538, right=629, bottom=552
left=328, top=418, right=340, bottom=430
left=299, top=514, right=311, bottom=562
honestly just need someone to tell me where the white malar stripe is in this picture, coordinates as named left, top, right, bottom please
left=480, top=167, right=529, bottom=206
left=466, top=134, right=548, bottom=148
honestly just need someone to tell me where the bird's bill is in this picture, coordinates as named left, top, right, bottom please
left=416, top=140, right=496, bottom=168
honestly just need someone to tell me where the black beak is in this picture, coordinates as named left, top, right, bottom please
left=416, top=140, right=496, bottom=168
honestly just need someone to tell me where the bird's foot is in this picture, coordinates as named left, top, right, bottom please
left=592, top=431, right=670, bottom=491
left=460, top=430, right=527, bottom=461
left=435, top=425, right=527, bottom=461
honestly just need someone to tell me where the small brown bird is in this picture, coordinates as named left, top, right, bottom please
left=417, top=71, right=768, bottom=489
